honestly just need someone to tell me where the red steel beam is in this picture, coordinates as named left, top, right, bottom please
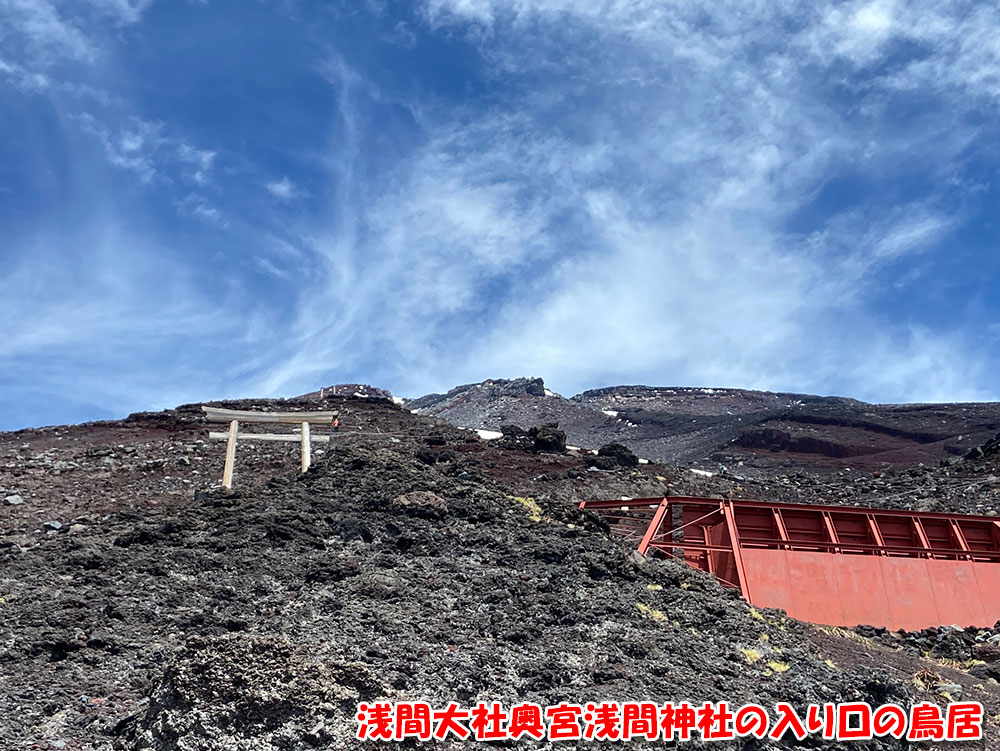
left=913, top=518, right=932, bottom=555
left=580, top=499, right=663, bottom=510
left=583, top=498, right=999, bottom=561
left=721, top=500, right=751, bottom=602
left=950, top=520, right=971, bottom=561
left=772, top=508, right=790, bottom=549
left=636, top=498, right=671, bottom=557
left=615, top=496, right=1000, bottom=525
left=822, top=511, right=840, bottom=554
left=701, top=524, right=717, bottom=576
left=641, top=539, right=993, bottom=559
left=867, top=515, right=888, bottom=557
left=647, top=541, right=740, bottom=553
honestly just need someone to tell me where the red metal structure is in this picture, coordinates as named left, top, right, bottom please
left=580, top=496, right=1000, bottom=631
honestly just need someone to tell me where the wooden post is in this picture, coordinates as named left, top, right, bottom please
left=300, top=421, right=311, bottom=473
left=222, top=419, right=239, bottom=489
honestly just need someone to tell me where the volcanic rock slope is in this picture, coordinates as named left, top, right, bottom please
left=1, top=390, right=999, bottom=750
left=409, top=378, right=1000, bottom=473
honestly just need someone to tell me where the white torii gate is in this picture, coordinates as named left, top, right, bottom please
left=202, top=406, right=337, bottom=489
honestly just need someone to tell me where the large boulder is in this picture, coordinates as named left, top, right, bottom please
left=499, top=423, right=566, bottom=453
left=524, top=378, right=547, bottom=397
left=965, top=431, right=1000, bottom=461
left=389, top=490, right=448, bottom=518
left=499, top=424, right=534, bottom=451
left=531, top=423, right=566, bottom=453
left=594, top=442, right=639, bottom=467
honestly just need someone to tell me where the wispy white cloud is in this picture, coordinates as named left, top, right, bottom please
left=77, top=115, right=163, bottom=181
left=84, top=0, right=156, bottom=26
left=75, top=114, right=220, bottom=196
left=0, top=222, right=245, bottom=419
left=0, top=0, right=96, bottom=63
left=4, top=0, right=998, bottom=431
left=265, top=177, right=300, bottom=201
left=0, top=0, right=156, bottom=70
left=177, top=143, right=217, bottom=185
left=846, top=328, right=995, bottom=404
left=253, top=256, right=294, bottom=281
left=243, top=0, right=999, bottom=403
left=806, top=0, right=1000, bottom=101
left=0, top=55, right=51, bottom=91
left=176, top=193, right=224, bottom=224
left=871, top=212, right=955, bottom=260
left=423, top=0, right=496, bottom=25
left=1, top=0, right=194, bottom=184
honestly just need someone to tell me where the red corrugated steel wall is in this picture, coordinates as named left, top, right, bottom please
left=740, top=549, right=1000, bottom=630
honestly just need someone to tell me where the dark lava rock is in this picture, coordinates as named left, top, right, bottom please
left=499, top=424, right=534, bottom=451
left=416, top=379, right=1000, bottom=473
left=524, top=378, right=547, bottom=397
left=24, top=444, right=907, bottom=750
left=415, top=448, right=438, bottom=465
left=531, top=423, right=566, bottom=453
left=974, top=642, right=1000, bottom=663
left=116, top=634, right=373, bottom=749
left=389, top=490, right=448, bottom=518
left=9, top=390, right=998, bottom=751
left=860, top=624, right=1000, bottom=664
left=585, top=455, right=618, bottom=471
left=500, top=423, right=566, bottom=453
left=415, top=446, right=460, bottom=465
left=966, top=431, right=1000, bottom=461
left=596, top=442, right=639, bottom=467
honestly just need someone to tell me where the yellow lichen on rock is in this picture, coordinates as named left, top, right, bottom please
left=509, top=496, right=543, bottom=522
left=636, top=603, right=666, bottom=621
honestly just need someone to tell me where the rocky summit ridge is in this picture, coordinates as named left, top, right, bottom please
left=409, top=377, right=1000, bottom=474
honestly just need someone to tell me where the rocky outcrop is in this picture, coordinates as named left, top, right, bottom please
left=499, top=422, right=567, bottom=453
left=588, top=442, right=639, bottom=469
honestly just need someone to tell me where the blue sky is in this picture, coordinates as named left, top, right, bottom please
left=2, top=0, right=999, bottom=429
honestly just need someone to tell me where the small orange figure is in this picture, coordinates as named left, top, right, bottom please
left=332, top=417, right=340, bottom=432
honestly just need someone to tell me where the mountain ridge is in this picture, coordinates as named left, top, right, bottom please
left=406, top=377, right=1000, bottom=472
